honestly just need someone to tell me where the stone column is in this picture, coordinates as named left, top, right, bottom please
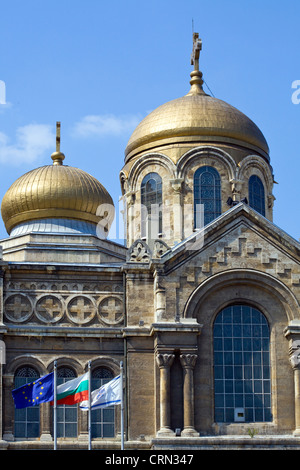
left=2, top=374, right=14, bottom=441
left=153, top=268, right=166, bottom=322
left=170, top=179, right=184, bottom=244
left=289, top=342, right=300, bottom=435
left=40, top=403, right=53, bottom=442
left=180, top=354, right=198, bottom=437
left=156, top=353, right=175, bottom=436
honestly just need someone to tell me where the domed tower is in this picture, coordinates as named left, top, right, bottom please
left=1, top=122, right=114, bottom=238
left=0, top=123, right=121, bottom=263
left=120, top=34, right=275, bottom=247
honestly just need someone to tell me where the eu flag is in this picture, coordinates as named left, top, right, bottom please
left=12, top=372, right=54, bottom=409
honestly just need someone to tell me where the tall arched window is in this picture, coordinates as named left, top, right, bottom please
left=14, top=366, right=40, bottom=438
left=57, top=367, right=77, bottom=438
left=213, top=304, right=271, bottom=423
left=141, top=172, right=162, bottom=239
left=91, top=367, right=115, bottom=438
left=194, top=166, right=221, bottom=227
left=249, top=175, right=265, bottom=216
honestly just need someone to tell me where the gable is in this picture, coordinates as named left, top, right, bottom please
left=160, top=204, right=300, bottom=293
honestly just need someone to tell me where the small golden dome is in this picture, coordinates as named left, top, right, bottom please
left=125, top=34, right=269, bottom=163
left=1, top=124, right=114, bottom=235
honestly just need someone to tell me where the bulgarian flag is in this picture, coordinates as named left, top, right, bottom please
left=56, top=372, right=89, bottom=405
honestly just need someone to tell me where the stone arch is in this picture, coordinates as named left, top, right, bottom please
left=5, top=355, right=48, bottom=377
left=128, top=152, right=176, bottom=191
left=182, top=269, right=296, bottom=434
left=89, top=356, right=120, bottom=376
left=237, top=155, right=275, bottom=215
left=177, top=146, right=237, bottom=181
left=237, top=155, right=274, bottom=190
left=183, top=269, right=299, bottom=324
left=48, top=357, right=85, bottom=376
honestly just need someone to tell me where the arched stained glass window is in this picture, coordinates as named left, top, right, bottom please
left=213, top=304, right=272, bottom=423
left=14, top=366, right=40, bottom=438
left=194, top=166, right=221, bottom=227
left=141, top=172, right=162, bottom=238
left=249, top=175, right=265, bottom=216
left=91, top=367, right=115, bottom=438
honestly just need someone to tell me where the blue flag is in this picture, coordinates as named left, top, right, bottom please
left=12, top=372, right=54, bottom=409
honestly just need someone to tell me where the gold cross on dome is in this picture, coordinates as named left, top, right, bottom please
left=191, top=32, right=202, bottom=72
left=56, top=121, right=61, bottom=152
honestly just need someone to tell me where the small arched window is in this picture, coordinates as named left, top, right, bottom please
left=91, top=367, right=115, bottom=438
left=213, top=304, right=271, bottom=423
left=194, top=166, right=221, bottom=227
left=141, top=172, right=162, bottom=238
left=57, top=367, right=77, bottom=438
left=249, top=175, right=265, bottom=216
left=14, top=366, right=40, bottom=438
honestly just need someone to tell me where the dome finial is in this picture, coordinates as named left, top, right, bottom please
left=187, top=32, right=205, bottom=96
left=51, top=121, right=65, bottom=165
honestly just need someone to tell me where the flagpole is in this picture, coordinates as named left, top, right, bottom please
left=120, top=361, right=124, bottom=451
left=88, top=361, right=92, bottom=451
left=54, top=360, right=57, bottom=451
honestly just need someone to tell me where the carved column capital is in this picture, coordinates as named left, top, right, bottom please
left=170, top=178, right=184, bottom=194
left=289, top=340, right=300, bottom=370
left=156, top=353, right=175, bottom=369
left=180, top=354, right=197, bottom=370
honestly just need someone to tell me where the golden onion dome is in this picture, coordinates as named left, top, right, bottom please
left=125, top=34, right=269, bottom=163
left=1, top=124, right=114, bottom=235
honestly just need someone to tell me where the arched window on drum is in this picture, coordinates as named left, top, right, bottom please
left=194, top=166, right=221, bottom=227
left=248, top=175, right=265, bottom=216
left=141, top=172, right=162, bottom=239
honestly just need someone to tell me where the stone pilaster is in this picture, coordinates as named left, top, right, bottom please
left=153, top=269, right=166, bottom=322
left=170, top=178, right=184, bottom=244
left=180, top=354, right=198, bottom=437
left=156, top=353, right=175, bottom=436
left=2, top=374, right=14, bottom=441
left=289, top=339, right=300, bottom=435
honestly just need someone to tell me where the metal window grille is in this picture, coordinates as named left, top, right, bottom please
left=213, top=304, right=272, bottom=423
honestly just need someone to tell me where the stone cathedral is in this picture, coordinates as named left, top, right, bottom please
left=1, top=34, right=300, bottom=450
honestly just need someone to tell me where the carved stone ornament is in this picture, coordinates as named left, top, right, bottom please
left=290, top=340, right=300, bottom=369
left=35, top=295, right=64, bottom=324
left=98, top=296, right=124, bottom=325
left=152, top=240, right=170, bottom=259
left=4, top=294, right=33, bottom=323
left=156, top=353, right=175, bottom=368
left=180, top=354, right=198, bottom=369
left=127, top=239, right=151, bottom=263
left=66, top=295, right=96, bottom=325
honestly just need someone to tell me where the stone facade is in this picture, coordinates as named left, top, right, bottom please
left=1, top=39, right=300, bottom=450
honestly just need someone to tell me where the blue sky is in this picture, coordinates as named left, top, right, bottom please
left=0, top=0, right=300, bottom=243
